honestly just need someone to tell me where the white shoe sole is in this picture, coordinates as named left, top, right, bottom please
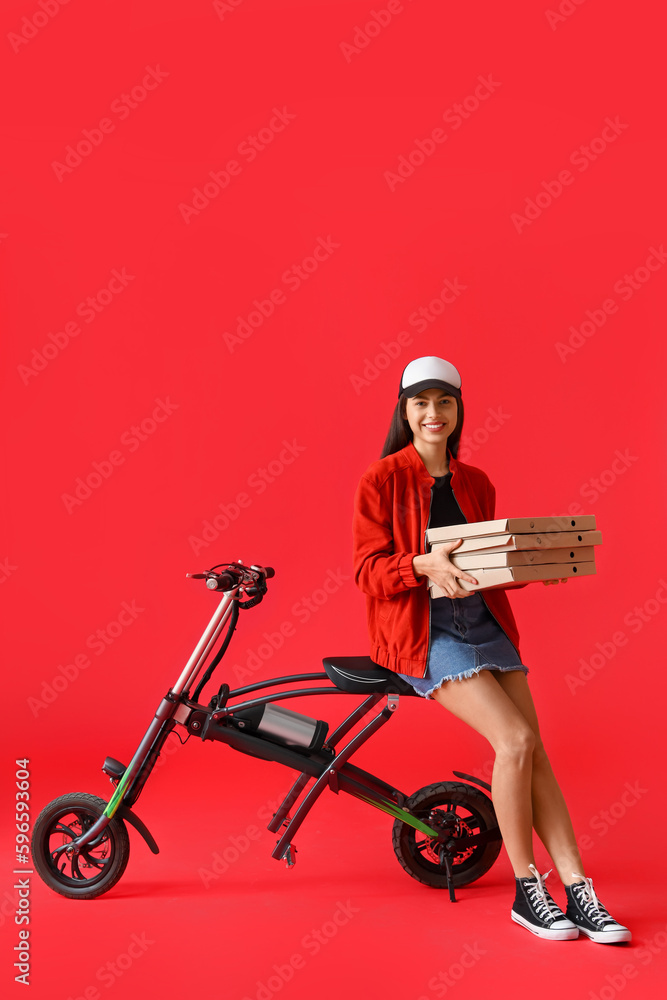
left=511, top=910, right=579, bottom=940
left=577, top=925, right=632, bottom=944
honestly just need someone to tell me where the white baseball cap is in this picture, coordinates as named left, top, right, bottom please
left=399, top=356, right=462, bottom=399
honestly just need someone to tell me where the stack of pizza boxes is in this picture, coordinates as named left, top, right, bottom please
left=426, top=516, right=601, bottom=597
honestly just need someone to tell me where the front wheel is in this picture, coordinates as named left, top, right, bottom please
left=392, top=781, right=501, bottom=889
left=31, top=793, right=130, bottom=900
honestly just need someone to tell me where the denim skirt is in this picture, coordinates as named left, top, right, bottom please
left=397, top=591, right=529, bottom=699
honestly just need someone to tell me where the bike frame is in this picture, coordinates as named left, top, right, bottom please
left=56, top=575, right=497, bottom=871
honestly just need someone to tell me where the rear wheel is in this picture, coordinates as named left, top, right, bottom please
left=392, top=781, right=501, bottom=889
left=31, top=793, right=130, bottom=900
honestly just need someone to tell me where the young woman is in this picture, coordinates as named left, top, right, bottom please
left=352, top=355, right=630, bottom=943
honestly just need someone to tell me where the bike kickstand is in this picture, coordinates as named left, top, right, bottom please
left=279, top=843, right=298, bottom=869
left=440, top=848, right=457, bottom=903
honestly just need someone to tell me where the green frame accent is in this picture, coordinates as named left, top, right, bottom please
left=103, top=747, right=145, bottom=819
left=356, top=793, right=439, bottom=837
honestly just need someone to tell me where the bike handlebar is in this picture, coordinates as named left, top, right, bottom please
left=187, top=562, right=275, bottom=593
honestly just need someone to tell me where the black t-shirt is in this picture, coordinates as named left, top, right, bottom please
left=428, top=473, right=468, bottom=530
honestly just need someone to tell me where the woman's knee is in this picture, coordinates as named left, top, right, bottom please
left=494, top=724, right=537, bottom=761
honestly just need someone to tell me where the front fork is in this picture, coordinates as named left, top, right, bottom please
left=56, top=586, right=240, bottom=859
left=54, top=694, right=178, bottom=859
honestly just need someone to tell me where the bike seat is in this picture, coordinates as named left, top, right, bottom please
left=322, top=656, right=418, bottom=696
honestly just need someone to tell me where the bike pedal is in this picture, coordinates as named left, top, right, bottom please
left=283, top=844, right=297, bottom=869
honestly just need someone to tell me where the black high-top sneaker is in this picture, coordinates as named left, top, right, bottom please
left=565, top=873, right=631, bottom=943
left=511, top=864, right=578, bottom=940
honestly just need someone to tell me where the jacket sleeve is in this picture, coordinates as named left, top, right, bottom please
left=352, top=475, right=424, bottom=599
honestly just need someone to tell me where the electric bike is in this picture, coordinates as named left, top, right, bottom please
left=31, top=562, right=502, bottom=902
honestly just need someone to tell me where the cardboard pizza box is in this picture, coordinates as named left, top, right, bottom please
left=428, top=560, right=596, bottom=598
left=429, top=529, right=602, bottom=554
left=426, top=515, right=596, bottom=545
left=451, top=546, right=597, bottom=569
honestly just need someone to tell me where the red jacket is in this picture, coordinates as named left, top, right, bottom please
left=352, top=440, right=522, bottom=677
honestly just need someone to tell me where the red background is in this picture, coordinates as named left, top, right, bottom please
left=1, top=1, right=665, bottom=998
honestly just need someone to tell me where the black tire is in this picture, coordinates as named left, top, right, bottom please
left=392, top=781, right=501, bottom=889
left=31, top=793, right=130, bottom=900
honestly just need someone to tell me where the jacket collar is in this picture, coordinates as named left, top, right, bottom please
left=404, top=439, right=459, bottom=481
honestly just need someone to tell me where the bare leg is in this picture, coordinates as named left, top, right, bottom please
left=430, top=670, right=538, bottom=878
left=491, top=671, right=586, bottom=885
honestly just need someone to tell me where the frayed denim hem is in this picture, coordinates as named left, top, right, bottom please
left=410, top=662, right=529, bottom=700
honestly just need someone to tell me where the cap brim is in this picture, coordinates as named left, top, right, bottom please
left=401, top=379, right=461, bottom=399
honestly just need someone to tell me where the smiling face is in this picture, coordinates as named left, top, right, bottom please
left=404, top=387, right=458, bottom=450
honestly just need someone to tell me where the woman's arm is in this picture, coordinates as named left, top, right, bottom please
left=352, top=476, right=424, bottom=599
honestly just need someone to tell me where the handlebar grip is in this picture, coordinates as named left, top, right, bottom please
left=250, top=564, right=275, bottom=579
left=206, top=573, right=236, bottom=591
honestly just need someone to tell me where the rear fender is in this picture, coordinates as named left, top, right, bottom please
left=452, top=769, right=492, bottom=794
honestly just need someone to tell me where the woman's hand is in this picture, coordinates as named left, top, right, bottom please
left=412, top=539, right=478, bottom=598
left=542, top=578, right=569, bottom=585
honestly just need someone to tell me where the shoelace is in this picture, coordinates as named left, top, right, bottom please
left=570, top=872, right=615, bottom=926
left=524, top=864, right=560, bottom=923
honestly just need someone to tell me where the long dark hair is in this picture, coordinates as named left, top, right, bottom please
left=380, top=392, right=465, bottom=459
